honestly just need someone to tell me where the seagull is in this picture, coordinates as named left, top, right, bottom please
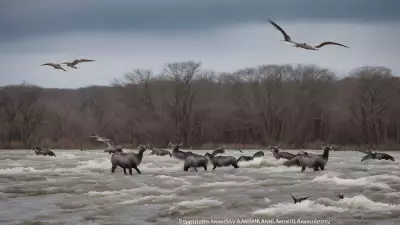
left=62, top=59, right=95, bottom=69
left=268, top=19, right=349, bottom=51
left=89, top=134, right=131, bottom=152
left=41, top=63, right=67, bottom=72
left=89, top=134, right=111, bottom=143
left=290, top=193, right=313, bottom=204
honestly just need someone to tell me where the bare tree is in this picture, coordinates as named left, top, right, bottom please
left=1, top=63, right=400, bottom=150
left=15, top=86, right=46, bottom=148
left=162, top=61, right=201, bottom=147
left=0, top=88, right=26, bottom=147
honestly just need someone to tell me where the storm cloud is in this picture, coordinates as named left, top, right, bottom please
left=1, top=0, right=399, bottom=88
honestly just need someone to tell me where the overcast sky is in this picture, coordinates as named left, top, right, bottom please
left=1, top=0, right=399, bottom=88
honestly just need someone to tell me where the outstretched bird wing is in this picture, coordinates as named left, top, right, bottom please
left=289, top=193, right=297, bottom=202
left=89, top=135, right=110, bottom=142
left=313, top=41, right=349, bottom=49
left=78, top=59, right=95, bottom=64
left=89, top=135, right=114, bottom=148
left=41, top=63, right=56, bottom=68
left=299, top=196, right=313, bottom=201
left=102, top=140, right=115, bottom=149
left=268, top=19, right=292, bottom=42
left=61, top=59, right=79, bottom=65
left=41, top=63, right=67, bottom=71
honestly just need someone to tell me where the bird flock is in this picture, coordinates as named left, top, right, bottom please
left=41, top=59, right=95, bottom=72
left=39, top=19, right=349, bottom=74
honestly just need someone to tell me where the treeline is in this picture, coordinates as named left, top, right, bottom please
left=1, top=62, right=400, bottom=150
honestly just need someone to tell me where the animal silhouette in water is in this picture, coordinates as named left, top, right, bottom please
left=149, top=147, right=172, bottom=157
left=33, top=147, right=56, bottom=156
left=269, top=145, right=295, bottom=160
left=169, top=141, right=203, bottom=158
left=205, top=152, right=239, bottom=170
left=110, top=146, right=146, bottom=175
left=237, top=156, right=253, bottom=162
left=360, top=149, right=395, bottom=162
left=290, top=193, right=313, bottom=204
left=237, top=151, right=265, bottom=162
left=283, top=146, right=333, bottom=172
left=253, top=151, right=264, bottom=158
left=169, top=142, right=188, bottom=160
left=211, top=146, right=226, bottom=156
left=183, top=154, right=208, bottom=172
left=335, top=192, right=344, bottom=199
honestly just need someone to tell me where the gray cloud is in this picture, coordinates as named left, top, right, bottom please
left=1, top=1, right=399, bottom=88
left=1, top=22, right=399, bottom=88
left=1, top=0, right=399, bottom=41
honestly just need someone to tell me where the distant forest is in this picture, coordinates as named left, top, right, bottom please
left=1, top=62, right=400, bottom=150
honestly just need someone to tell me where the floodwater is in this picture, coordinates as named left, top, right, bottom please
left=1, top=149, right=400, bottom=225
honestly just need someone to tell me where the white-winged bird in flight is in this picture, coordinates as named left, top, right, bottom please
left=62, top=59, right=95, bottom=69
left=268, top=19, right=349, bottom=51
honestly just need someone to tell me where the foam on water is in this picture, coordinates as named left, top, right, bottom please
left=87, top=185, right=174, bottom=197
left=334, top=195, right=400, bottom=211
left=312, top=173, right=392, bottom=190
left=77, top=159, right=109, bottom=170
left=119, top=194, right=177, bottom=205
left=0, top=166, right=50, bottom=174
left=198, top=180, right=262, bottom=188
left=252, top=200, right=346, bottom=216
left=237, top=156, right=287, bottom=168
left=254, top=195, right=400, bottom=217
left=165, top=198, right=223, bottom=216
left=1, top=149, right=400, bottom=225
left=155, top=175, right=191, bottom=184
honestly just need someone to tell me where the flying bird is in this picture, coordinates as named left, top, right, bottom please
left=89, top=134, right=111, bottom=143
left=62, top=59, right=95, bottom=69
left=268, top=19, right=349, bottom=50
left=290, top=193, right=313, bottom=204
left=236, top=148, right=244, bottom=153
left=334, top=192, right=344, bottom=199
left=89, top=134, right=131, bottom=153
left=41, top=63, right=67, bottom=72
